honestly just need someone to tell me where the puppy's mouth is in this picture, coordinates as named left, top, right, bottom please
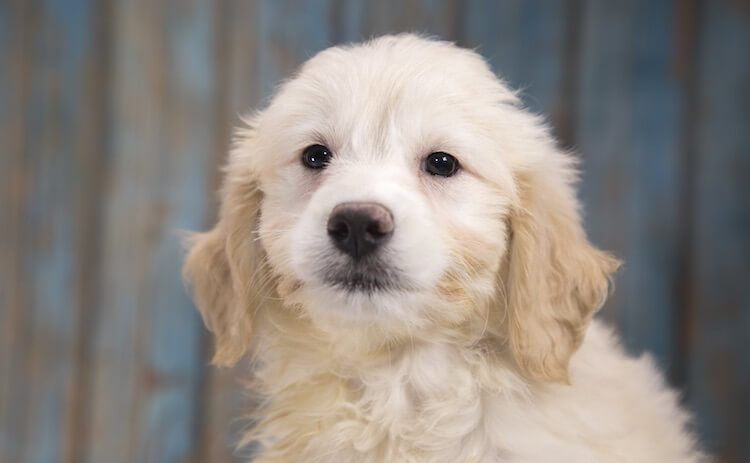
left=322, top=258, right=403, bottom=293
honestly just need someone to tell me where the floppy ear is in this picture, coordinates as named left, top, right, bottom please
left=183, top=149, right=267, bottom=367
left=505, top=152, right=620, bottom=383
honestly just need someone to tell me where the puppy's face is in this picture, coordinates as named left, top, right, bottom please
left=252, top=39, right=519, bottom=330
left=185, top=35, right=619, bottom=382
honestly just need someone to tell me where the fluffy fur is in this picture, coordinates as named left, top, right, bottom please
left=184, top=35, right=706, bottom=462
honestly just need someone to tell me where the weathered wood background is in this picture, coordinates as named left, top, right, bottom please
left=1, top=1, right=748, bottom=462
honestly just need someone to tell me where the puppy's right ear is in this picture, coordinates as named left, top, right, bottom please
left=504, top=151, right=620, bottom=383
left=183, top=156, right=266, bottom=367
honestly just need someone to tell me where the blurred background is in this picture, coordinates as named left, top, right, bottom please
left=1, top=0, right=748, bottom=462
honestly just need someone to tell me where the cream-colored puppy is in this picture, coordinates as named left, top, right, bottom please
left=184, top=35, right=705, bottom=462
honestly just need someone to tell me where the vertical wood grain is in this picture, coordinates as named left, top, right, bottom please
left=352, top=0, right=462, bottom=40
left=87, top=1, right=218, bottom=461
left=575, top=0, right=684, bottom=373
left=0, top=0, right=105, bottom=462
left=685, top=2, right=750, bottom=461
left=461, top=0, right=569, bottom=131
left=256, top=0, right=336, bottom=97
left=0, top=1, right=32, bottom=462
left=330, top=0, right=462, bottom=44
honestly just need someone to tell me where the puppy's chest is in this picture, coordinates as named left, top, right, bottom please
left=256, top=344, right=494, bottom=462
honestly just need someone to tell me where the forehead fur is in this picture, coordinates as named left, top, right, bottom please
left=294, top=34, right=517, bottom=107
left=263, top=35, right=518, bottom=141
left=244, top=35, right=549, bottom=189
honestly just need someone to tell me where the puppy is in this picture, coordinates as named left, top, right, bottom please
left=184, top=35, right=705, bottom=462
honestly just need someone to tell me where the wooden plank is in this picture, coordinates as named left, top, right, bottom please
left=0, top=1, right=32, bottom=462
left=686, top=2, right=750, bottom=461
left=462, top=0, right=568, bottom=120
left=0, top=0, right=104, bottom=462
left=256, top=0, right=336, bottom=97
left=87, top=1, right=217, bottom=461
left=575, top=0, right=683, bottom=373
left=352, top=0, right=462, bottom=41
left=331, top=0, right=461, bottom=44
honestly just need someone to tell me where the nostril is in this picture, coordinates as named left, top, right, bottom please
left=327, top=218, right=350, bottom=242
left=365, top=219, right=391, bottom=239
left=359, top=203, right=394, bottom=244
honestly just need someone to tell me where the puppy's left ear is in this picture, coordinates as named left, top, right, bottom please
left=183, top=127, right=268, bottom=367
left=183, top=224, right=251, bottom=366
left=505, top=151, right=620, bottom=383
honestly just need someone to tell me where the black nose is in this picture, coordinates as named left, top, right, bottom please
left=327, top=202, right=394, bottom=260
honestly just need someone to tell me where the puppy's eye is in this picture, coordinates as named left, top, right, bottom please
left=424, top=152, right=459, bottom=177
left=302, top=144, right=332, bottom=169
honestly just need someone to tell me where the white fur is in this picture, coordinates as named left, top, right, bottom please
left=184, top=35, right=706, bottom=462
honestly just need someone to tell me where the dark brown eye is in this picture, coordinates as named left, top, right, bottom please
left=424, top=152, right=459, bottom=177
left=302, top=144, right=332, bottom=169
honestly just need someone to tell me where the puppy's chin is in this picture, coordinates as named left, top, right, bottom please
left=286, top=274, right=433, bottom=327
left=322, top=257, right=408, bottom=293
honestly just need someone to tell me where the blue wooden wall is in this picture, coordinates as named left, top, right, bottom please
left=1, top=1, right=748, bottom=462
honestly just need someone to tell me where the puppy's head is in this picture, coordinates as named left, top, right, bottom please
left=184, top=35, right=619, bottom=382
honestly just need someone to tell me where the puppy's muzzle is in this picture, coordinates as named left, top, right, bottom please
left=327, top=202, right=394, bottom=260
